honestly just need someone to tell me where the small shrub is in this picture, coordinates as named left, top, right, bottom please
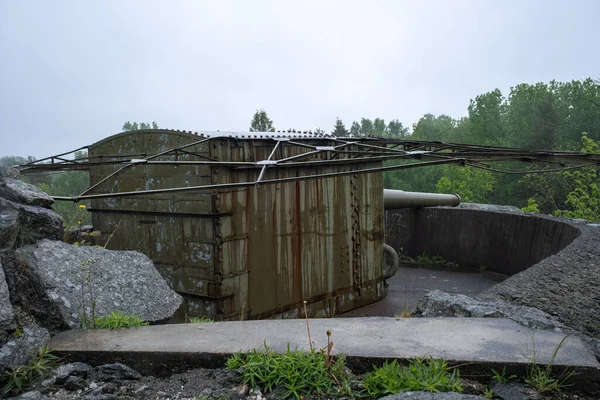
left=524, top=335, right=577, bottom=393
left=226, top=343, right=352, bottom=399
left=93, top=310, right=149, bottom=329
left=1, top=345, right=60, bottom=396
left=394, top=310, right=412, bottom=318
left=363, top=358, right=463, bottom=397
left=188, top=316, right=215, bottom=323
left=491, top=366, right=516, bottom=383
left=521, top=198, right=541, bottom=213
left=416, top=253, right=447, bottom=269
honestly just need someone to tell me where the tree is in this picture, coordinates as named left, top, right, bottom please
left=436, top=166, right=495, bottom=203
left=555, top=132, right=600, bottom=222
left=332, top=118, right=348, bottom=137
left=387, top=119, right=409, bottom=138
left=122, top=121, right=159, bottom=131
left=466, top=89, right=506, bottom=146
left=411, top=114, right=456, bottom=141
left=373, top=118, right=386, bottom=137
left=359, top=118, right=374, bottom=137
left=249, top=109, right=275, bottom=132
left=350, top=121, right=361, bottom=137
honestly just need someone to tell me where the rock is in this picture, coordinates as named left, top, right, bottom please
left=54, top=362, right=92, bottom=385
left=0, top=323, right=49, bottom=372
left=95, top=363, right=142, bottom=382
left=0, top=177, right=54, bottom=208
left=379, top=392, right=484, bottom=399
left=13, top=240, right=182, bottom=328
left=0, top=166, right=20, bottom=179
left=491, top=381, right=540, bottom=400
left=0, top=258, right=16, bottom=341
left=0, top=203, right=20, bottom=250
left=414, top=290, right=565, bottom=331
left=211, top=388, right=247, bottom=400
left=0, top=198, right=63, bottom=250
left=62, top=375, right=88, bottom=390
left=7, top=391, right=51, bottom=400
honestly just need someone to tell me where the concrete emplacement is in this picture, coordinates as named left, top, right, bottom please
left=50, top=203, right=600, bottom=394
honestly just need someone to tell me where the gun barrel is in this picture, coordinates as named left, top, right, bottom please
left=383, top=189, right=461, bottom=209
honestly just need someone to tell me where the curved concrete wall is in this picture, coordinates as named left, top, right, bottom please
left=385, top=204, right=581, bottom=276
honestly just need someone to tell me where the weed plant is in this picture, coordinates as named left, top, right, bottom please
left=188, top=316, right=215, bottom=323
left=1, top=345, right=60, bottom=396
left=226, top=343, right=352, bottom=399
left=415, top=253, right=447, bottom=269
left=524, top=335, right=576, bottom=393
left=93, top=310, right=149, bottom=329
left=491, top=366, right=516, bottom=383
left=362, top=358, right=463, bottom=397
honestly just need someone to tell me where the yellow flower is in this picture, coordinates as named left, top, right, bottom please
left=79, top=204, right=87, bottom=209
left=77, top=220, right=82, bottom=225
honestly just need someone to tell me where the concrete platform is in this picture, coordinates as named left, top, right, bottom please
left=49, top=318, right=599, bottom=388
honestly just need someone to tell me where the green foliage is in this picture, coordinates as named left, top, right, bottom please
left=249, top=109, right=275, bottom=132
left=122, top=121, right=159, bottom=131
left=435, top=166, right=495, bottom=203
left=524, top=335, right=577, bottom=394
left=521, top=198, right=541, bottom=213
left=13, top=328, right=23, bottom=338
left=1, top=345, right=60, bottom=396
left=226, top=343, right=352, bottom=399
left=491, top=366, right=516, bottom=383
left=554, top=132, right=600, bottom=222
left=93, top=310, right=149, bottom=329
left=188, top=316, right=215, bottom=323
left=332, top=118, right=348, bottom=137
left=362, top=358, right=463, bottom=397
left=416, top=253, right=446, bottom=269
left=484, top=387, right=495, bottom=399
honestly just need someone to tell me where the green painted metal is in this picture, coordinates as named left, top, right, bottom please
left=88, top=130, right=385, bottom=320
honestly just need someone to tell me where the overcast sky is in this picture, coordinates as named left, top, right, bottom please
left=1, top=1, right=599, bottom=159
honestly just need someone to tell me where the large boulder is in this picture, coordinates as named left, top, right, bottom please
left=0, top=258, right=16, bottom=342
left=0, top=177, right=54, bottom=208
left=0, top=198, right=63, bottom=250
left=13, top=240, right=182, bottom=328
left=414, top=290, right=565, bottom=331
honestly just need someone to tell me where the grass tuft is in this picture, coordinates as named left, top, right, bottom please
left=1, top=345, right=60, bottom=396
left=93, top=310, right=149, bottom=329
left=363, top=358, right=463, bottom=397
left=188, top=316, right=215, bottom=323
left=226, top=343, right=352, bottom=399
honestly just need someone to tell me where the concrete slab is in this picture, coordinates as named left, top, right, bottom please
left=49, top=317, right=597, bottom=366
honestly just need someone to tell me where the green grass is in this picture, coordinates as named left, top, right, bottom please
left=362, top=358, right=463, bottom=397
left=491, top=366, right=516, bottom=383
left=415, top=253, right=447, bottom=269
left=226, top=343, right=353, bottom=399
left=524, top=335, right=577, bottom=393
left=188, top=316, right=215, bottom=323
left=1, top=345, right=60, bottom=396
left=93, top=310, right=149, bottom=329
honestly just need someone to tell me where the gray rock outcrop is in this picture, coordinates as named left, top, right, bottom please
left=0, top=259, right=16, bottom=341
left=0, top=177, right=54, bottom=208
left=13, top=240, right=182, bottom=328
left=414, top=290, right=565, bottom=331
left=0, top=198, right=63, bottom=250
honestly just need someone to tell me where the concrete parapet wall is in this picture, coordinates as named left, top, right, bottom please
left=385, top=204, right=581, bottom=276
